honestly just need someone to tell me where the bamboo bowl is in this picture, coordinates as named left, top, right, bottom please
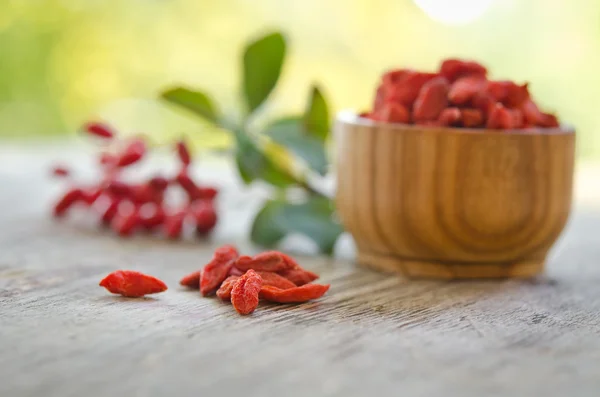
left=334, top=111, right=575, bottom=279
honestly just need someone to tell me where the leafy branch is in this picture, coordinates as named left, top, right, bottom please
left=160, top=31, right=342, bottom=254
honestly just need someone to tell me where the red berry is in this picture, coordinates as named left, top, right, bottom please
left=83, top=122, right=115, bottom=139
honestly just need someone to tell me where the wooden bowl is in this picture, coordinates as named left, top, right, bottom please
left=334, top=111, right=576, bottom=279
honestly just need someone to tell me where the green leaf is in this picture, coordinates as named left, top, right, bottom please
left=251, top=196, right=343, bottom=254
left=234, top=130, right=296, bottom=187
left=161, top=87, right=219, bottom=123
left=304, top=85, right=330, bottom=141
left=264, top=117, right=328, bottom=175
left=242, top=32, right=286, bottom=114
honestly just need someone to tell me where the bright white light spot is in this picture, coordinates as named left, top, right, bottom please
left=413, top=0, right=495, bottom=25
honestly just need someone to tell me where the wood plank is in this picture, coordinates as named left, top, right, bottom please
left=1, top=145, right=600, bottom=397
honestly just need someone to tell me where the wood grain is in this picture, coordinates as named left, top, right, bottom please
left=335, top=113, right=575, bottom=278
left=1, top=145, right=600, bottom=397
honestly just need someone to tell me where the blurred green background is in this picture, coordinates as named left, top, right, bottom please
left=1, top=0, right=598, bottom=158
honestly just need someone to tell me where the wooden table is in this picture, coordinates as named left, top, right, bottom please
left=2, top=145, right=600, bottom=397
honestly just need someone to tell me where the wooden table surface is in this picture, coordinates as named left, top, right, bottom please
left=2, top=144, right=600, bottom=397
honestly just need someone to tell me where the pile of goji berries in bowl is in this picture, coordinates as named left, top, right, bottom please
left=362, top=58, right=561, bottom=130
left=99, top=245, right=330, bottom=315
left=50, top=122, right=219, bottom=239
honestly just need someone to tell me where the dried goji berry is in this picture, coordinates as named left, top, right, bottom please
left=234, top=251, right=289, bottom=272
left=200, top=245, right=239, bottom=296
left=438, top=107, right=462, bottom=126
left=83, top=189, right=102, bottom=205
left=521, top=99, right=558, bottom=127
left=260, top=283, right=330, bottom=303
left=461, top=109, right=484, bottom=128
left=538, top=112, right=559, bottom=128
left=384, top=71, right=438, bottom=107
left=486, top=103, right=515, bottom=129
left=99, top=270, right=167, bottom=297
left=510, top=108, right=525, bottom=129
left=448, top=76, right=486, bottom=105
left=440, top=59, right=487, bottom=82
left=176, top=140, right=191, bottom=167
left=139, top=204, right=165, bottom=230
left=277, top=268, right=319, bottom=286
left=53, top=188, right=84, bottom=217
left=197, top=187, right=218, bottom=200
left=381, top=68, right=412, bottom=86
left=216, top=275, right=239, bottom=301
left=99, top=152, right=117, bottom=166
left=229, top=266, right=244, bottom=277
left=487, top=80, right=529, bottom=108
left=175, top=170, right=200, bottom=200
left=83, top=122, right=115, bottom=139
left=100, top=199, right=120, bottom=226
left=412, top=77, right=450, bottom=122
left=231, top=270, right=263, bottom=315
left=255, top=271, right=297, bottom=289
left=148, top=176, right=169, bottom=191
left=117, top=139, right=146, bottom=167
left=112, top=209, right=139, bottom=237
left=192, top=200, right=217, bottom=236
left=472, top=92, right=496, bottom=117
left=51, top=166, right=70, bottom=178
left=377, top=103, right=410, bottom=123
left=180, top=270, right=201, bottom=289
left=107, top=180, right=133, bottom=198
left=163, top=211, right=186, bottom=239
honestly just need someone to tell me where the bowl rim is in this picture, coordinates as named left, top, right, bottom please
left=336, top=110, right=575, bottom=136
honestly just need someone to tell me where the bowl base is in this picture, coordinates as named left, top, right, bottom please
left=358, top=251, right=544, bottom=279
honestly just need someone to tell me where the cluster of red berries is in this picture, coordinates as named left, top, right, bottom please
left=51, top=122, right=218, bottom=239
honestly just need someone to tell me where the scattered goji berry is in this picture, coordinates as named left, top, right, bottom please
left=99, top=152, right=117, bottom=166
left=53, top=188, right=84, bottom=217
left=216, top=275, right=239, bottom=301
left=180, top=270, right=201, bottom=289
left=192, top=200, right=218, bottom=236
left=51, top=166, right=70, bottom=178
left=83, top=122, right=115, bottom=139
left=234, top=251, right=289, bottom=272
left=112, top=209, right=139, bottom=237
left=148, top=176, right=169, bottom=191
left=100, top=199, right=120, bottom=226
left=260, top=283, right=330, bottom=303
left=49, top=121, right=220, bottom=240
left=163, top=211, right=186, bottom=240
left=200, top=245, right=239, bottom=296
left=139, top=204, right=166, bottom=231
left=231, top=270, right=263, bottom=315
left=83, top=189, right=102, bottom=205
left=176, top=140, right=191, bottom=167
left=412, top=77, right=450, bottom=122
left=99, top=270, right=167, bottom=297
left=117, top=139, right=146, bottom=167
left=255, top=271, right=297, bottom=289
left=197, top=187, right=218, bottom=200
